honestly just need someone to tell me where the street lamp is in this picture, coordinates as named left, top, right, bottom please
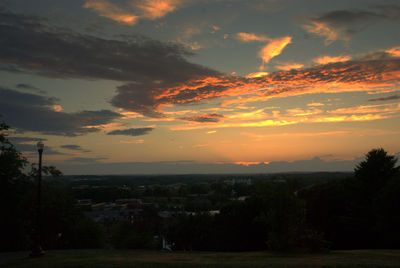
left=30, top=141, right=45, bottom=257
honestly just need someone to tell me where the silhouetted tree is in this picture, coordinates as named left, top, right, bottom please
left=355, top=148, right=399, bottom=193
left=0, top=120, right=105, bottom=251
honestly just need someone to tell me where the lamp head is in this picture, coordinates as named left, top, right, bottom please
left=37, top=141, right=44, bottom=151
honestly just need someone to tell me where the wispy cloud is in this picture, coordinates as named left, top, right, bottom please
left=246, top=72, right=269, bottom=78
left=65, top=157, right=107, bottom=163
left=137, top=0, right=178, bottom=20
left=302, top=20, right=342, bottom=45
left=314, top=55, right=352, bottom=65
left=120, top=139, right=145, bottom=144
left=16, top=83, right=46, bottom=94
left=328, top=103, right=400, bottom=115
left=61, top=144, right=90, bottom=152
left=107, top=127, right=154, bottom=136
left=369, top=94, right=400, bottom=102
left=235, top=32, right=270, bottom=42
left=181, top=113, right=223, bottom=123
left=275, top=63, right=304, bottom=71
left=83, top=0, right=181, bottom=25
left=235, top=33, right=292, bottom=69
left=386, top=46, right=400, bottom=57
left=307, top=102, right=325, bottom=107
left=83, top=0, right=138, bottom=25
left=259, top=36, right=292, bottom=65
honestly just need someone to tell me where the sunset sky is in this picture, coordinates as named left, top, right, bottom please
left=1, top=0, right=399, bottom=174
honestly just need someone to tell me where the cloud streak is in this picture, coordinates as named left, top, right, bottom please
left=313, top=55, right=352, bottom=65
left=368, top=94, right=400, bottom=102
left=235, top=32, right=270, bottom=42
left=181, top=113, right=223, bottom=123
left=107, top=127, right=154, bottom=136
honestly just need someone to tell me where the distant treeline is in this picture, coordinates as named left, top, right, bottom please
left=65, top=172, right=350, bottom=188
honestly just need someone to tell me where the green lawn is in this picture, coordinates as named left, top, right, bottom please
left=2, top=249, right=400, bottom=267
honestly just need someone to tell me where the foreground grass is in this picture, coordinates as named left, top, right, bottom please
left=2, top=249, right=400, bottom=268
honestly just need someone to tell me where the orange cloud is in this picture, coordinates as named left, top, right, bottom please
left=52, top=105, right=63, bottom=112
left=119, top=55, right=400, bottom=118
left=286, top=108, right=323, bottom=117
left=137, top=0, right=177, bottom=20
left=236, top=32, right=270, bottom=42
left=83, top=0, right=138, bottom=25
left=259, top=36, right=292, bottom=64
left=246, top=72, right=269, bottom=78
left=234, top=161, right=262, bottom=166
left=328, top=103, right=400, bottom=115
left=275, top=63, right=304, bottom=71
left=314, top=55, right=352, bottom=65
left=386, top=46, right=400, bottom=58
left=302, top=21, right=341, bottom=45
left=307, top=102, right=325, bottom=107
left=176, top=38, right=202, bottom=50
left=120, top=139, right=145, bottom=144
left=227, top=109, right=266, bottom=120
left=313, top=114, right=388, bottom=122
left=84, top=0, right=180, bottom=25
left=242, top=131, right=351, bottom=141
left=210, top=25, right=221, bottom=34
left=170, top=119, right=297, bottom=131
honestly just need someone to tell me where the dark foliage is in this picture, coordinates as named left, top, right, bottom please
left=0, top=121, right=105, bottom=252
left=300, top=148, right=400, bottom=249
left=111, top=207, right=162, bottom=249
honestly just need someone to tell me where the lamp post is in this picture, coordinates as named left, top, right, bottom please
left=30, top=141, right=45, bottom=257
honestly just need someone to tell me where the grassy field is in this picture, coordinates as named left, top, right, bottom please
left=1, top=249, right=400, bottom=267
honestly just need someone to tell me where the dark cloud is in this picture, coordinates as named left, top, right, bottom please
left=60, top=144, right=90, bottom=152
left=65, top=157, right=107, bottom=163
left=0, top=87, right=121, bottom=136
left=16, top=83, right=46, bottom=94
left=304, top=6, right=400, bottom=41
left=181, top=113, right=224, bottom=123
left=7, top=136, right=63, bottom=154
left=107, top=127, right=154, bottom=136
left=10, top=140, right=64, bottom=155
left=368, top=94, right=400, bottom=102
left=0, top=11, right=217, bottom=84
left=111, top=82, right=165, bottom=118
left=9, top=137, right=46, bottom=143
left=311, top=10, right=383, bottom=26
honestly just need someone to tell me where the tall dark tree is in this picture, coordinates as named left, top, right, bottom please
left=354, top=148, right=399, bottom=192
left=0, top=120, right=105, bottom=251
left=0, top=121, right=31, bottom=251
